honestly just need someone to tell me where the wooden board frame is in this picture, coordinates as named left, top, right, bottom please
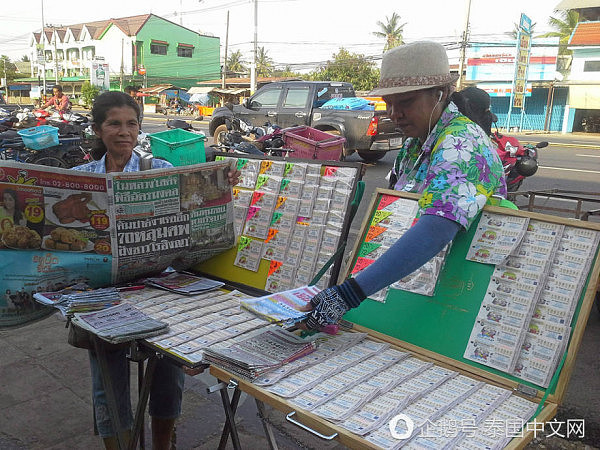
left=210, top=325, right=560, bottom=449
left=343, top=188, right=600, bottom=407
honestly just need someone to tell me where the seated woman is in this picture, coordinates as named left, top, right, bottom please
left=73, top=91, right=240, bottom=449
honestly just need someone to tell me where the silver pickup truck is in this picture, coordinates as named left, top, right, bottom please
left=208, top=81, right=402, bottom=162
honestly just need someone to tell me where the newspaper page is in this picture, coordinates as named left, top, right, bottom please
left=108, top=161, right=235, bottom=283
left=203, top=326, right=317, bottom=380
left=71, top=302, right=168, bottom=343
left=0, top=161, right=235, bottom=316
left=0, top=162, right=113, bottom=326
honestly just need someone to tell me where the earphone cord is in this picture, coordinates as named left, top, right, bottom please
left=427, top=94, right=444, bottom=138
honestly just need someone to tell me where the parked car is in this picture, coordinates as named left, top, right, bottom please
left=208, top=81, right=402, bottom=162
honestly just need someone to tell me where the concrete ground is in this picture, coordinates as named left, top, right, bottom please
left=1, top=311, right=599, bottom=449
left=0, top=312, right=345, bottom=450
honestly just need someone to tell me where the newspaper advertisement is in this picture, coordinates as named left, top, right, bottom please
left=0, top=160, right=235, bottom=325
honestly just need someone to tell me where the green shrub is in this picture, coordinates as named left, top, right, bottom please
left=81, top=81, right=100, bottom=108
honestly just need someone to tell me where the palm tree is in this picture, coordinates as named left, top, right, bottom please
left=226, top=50, right=247, bottom=77
left=537, top=10, right=579, bottom=55
left=256, top=46, right=274, bottom=77
left=373, top=12, right=406, bottom=52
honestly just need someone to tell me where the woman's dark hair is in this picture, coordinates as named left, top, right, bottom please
left=2, top=189, right=23, bottom=223
left=450, top=87, right=496, bottom=135
left=91, top=91, right=140, bottom=159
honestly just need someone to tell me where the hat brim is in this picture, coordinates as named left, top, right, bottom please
left=369, top=74, right=459, bottom=97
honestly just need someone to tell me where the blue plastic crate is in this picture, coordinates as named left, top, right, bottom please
left=17, top=125, right=59, bottom=150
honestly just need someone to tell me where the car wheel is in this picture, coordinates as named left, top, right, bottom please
left=213, top=124, right=229, bottom=145
left=358, top=150, right=387, bottom=162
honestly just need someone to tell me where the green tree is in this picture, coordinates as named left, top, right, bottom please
left=256, top=46, right=274, bottom=77
left=373, top=12, right=406, bottom=52
left=81, top=81, right=99, bottom=108
left=272, top=65, right=303, bottom=78
left=308, top=48, right=380, bottom=91
left=21, top=55, right=30, bottom=62
left=537, top=10, right=579, bottom=55
left=1, top=55, right=18, bottom=84
left=226, top=50, right=247, bottom=77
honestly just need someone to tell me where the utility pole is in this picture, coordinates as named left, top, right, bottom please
left=250, top=0, right=257, bottom=94
left=457, top=0, right=472, bottom=91
left=120, top=38, right=124, bottom=91
left=40, top=0, right=47, bottom=103
left=222, top=11, right=229, bottom=89
left=51, top=25, right=59, bottom=84
left=2, top=58, right=6, bottom=101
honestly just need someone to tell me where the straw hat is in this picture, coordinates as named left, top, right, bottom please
left=370, top=41, right=459, bottom=96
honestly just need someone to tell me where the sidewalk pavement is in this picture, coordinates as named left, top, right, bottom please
left=0, top=312, right=344, bottom=450
left=2, top=312, right=600, bottom=449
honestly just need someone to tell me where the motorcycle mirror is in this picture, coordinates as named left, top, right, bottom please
left=536, top=141, right=549, bottom=149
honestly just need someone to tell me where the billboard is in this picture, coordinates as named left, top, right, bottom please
left=476, top=83, right=532, bottom=97
left=90, top=62, right=110, bottom=90
left=512, top=16, right=532, bottom=109
left=466, top=37, right=559, bottom=82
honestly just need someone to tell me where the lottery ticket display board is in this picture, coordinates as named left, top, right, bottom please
left=194, top=154, right=362, bottom=293
left=344, top=189, right=600, bottom=404
left=207, top=189, right=600, bottom=449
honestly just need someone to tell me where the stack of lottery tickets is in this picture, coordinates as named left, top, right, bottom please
left=202, top=326, right=317, bottom=380
left=465, top=214, right=600, bottom=387
left=222, top=157, right=358, bottom=292
left=258, top=332, right=538, bottom=449
left=352, top=194, right=449, bottom=301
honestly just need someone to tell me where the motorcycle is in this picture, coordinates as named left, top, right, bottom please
left=491, top=131, right=548, bottom=193
left=581, top=116, right=600, bottom=133
left=212, top=117, right=291, bottom=157
left=166, top=118, right=205, bottom=135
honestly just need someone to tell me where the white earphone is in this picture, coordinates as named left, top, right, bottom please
left=438, top=91, right=443, bottom=101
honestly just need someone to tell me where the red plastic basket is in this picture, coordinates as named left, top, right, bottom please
left=282, top=126, right=345, bottom=161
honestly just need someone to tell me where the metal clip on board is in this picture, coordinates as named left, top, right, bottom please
left=309, top=180, right=365, bottom=286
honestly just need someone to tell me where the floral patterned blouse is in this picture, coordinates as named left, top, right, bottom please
left=391, top=101, right=507, bottom=230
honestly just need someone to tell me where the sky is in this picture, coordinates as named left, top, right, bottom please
left=0, top=0, right=563, bottom=70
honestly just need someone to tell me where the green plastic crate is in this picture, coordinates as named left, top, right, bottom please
left=148, top=128, right=206, bottom=166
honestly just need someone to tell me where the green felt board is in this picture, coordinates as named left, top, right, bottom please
left=343, top=192, right=598, bottom=395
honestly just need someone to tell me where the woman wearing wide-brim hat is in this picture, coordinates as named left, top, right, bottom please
left=302, top=41, right=507, bottom=330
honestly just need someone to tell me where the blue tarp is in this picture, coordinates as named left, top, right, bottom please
left=321, top=97, right=374, bottom=111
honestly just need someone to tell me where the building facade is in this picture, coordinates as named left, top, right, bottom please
left=29, top=14, right=220, bottom=91
left=563, top=21, right=600, bottom=132
left=465, top=38, right=564, bottom=132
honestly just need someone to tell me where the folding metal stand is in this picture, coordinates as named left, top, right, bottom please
left=207, top=378, right=280, bottom=450
left=91, top=335, right=158, bottom=450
